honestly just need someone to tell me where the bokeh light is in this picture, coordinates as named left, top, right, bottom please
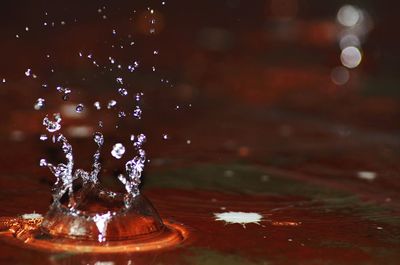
left=337, top=5, right=361, bottom=27
left=331, top=66, right=350, bottom=85
left=340, top=46, right=362, bottom=69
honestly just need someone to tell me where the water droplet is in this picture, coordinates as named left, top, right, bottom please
left=132, top=106, right=142, bottom=119
left=118, top=88, right=128, bottom=96
left=111, top=143, right=125, bottom=159
left=135, top=134, right=146, bottom=147
left=138, top=149, right=146, bottom=157
left=25, top=69, right=32, bottom=76
left=43, top=113, right=62, bottom=133
left=135, top=92, right=143, bottom=102
left=186, top=140, right=191, bottom=144
left=40, top=134, right=48, bottom=141
left=93, top=132, right=104, bottom=146
left=162, top=134, right=168, bottom=140
left=107, top=100, right=117, bottom=109
left=39, top=159, right=47, bottom=167
left=56, top=86, right=72, bottom=101
left=116, top=77, right=123, bottom=84
left=118, top=111, right=126, bottom=118
left=94, top=101, right=101, bottom=110
left=76, top=104, right=84, bottom=113
left=34, top=98, right=45, bottom=110
left=62, top=94, right=70, bottom=101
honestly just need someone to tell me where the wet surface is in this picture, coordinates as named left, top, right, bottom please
left=1, top=0, right=400, bottom=264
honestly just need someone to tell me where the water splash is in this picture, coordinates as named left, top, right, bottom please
left=40, top=113, right=147, bottom=216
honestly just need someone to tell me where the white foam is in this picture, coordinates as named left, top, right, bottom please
left=214, top=211, right=262, bottom=227
left=21, top=213, right=43, bottom=220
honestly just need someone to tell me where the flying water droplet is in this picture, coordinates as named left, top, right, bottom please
left=162, top=134, right=168, bottom=140
left=56, top=86, right=72, bottom=101
left=40, top=134, right=48, bottom=141
left=34, top=98, right=45, bottom=110
left=39, top=159, right=47, bottom=167
left=25, top=69, right=32, bottom=76
left=132, top=106, right=142, bottom=119
left=93, top=132, right=104, bottom=146
left=118, top=88, right=128, bottom=96
left=118, top=111, right=126, bottom=118
left=43, top=113, right=62, bottom=133
left=76, top=104, right=84, bottom=113
left=111, top=143, right=126, bottom=159
left=135, top=92, right=143, bottom=102
left=134, top=134, right=146, bottom=148
left=94, top=101, right=101, bottom=110
left=107, top=100, right=117, bottom=109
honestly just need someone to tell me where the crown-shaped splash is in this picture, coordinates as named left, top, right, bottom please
left=39, top=113, right=162, bottom=243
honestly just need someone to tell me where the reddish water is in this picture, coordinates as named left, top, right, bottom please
left=1, top=1, right=400, bottom=264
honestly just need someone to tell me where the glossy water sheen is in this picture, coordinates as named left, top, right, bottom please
left=1, top=0, right=400, bottom=264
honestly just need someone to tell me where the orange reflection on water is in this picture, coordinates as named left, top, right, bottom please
left=0, top=217, right=188, bottom=253
left=271, top=221, right=302, bottom=226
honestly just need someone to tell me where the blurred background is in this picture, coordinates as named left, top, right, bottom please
left=0, top=1, right=400, bottom=264
left=0, top=0, right=399, bottom=179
